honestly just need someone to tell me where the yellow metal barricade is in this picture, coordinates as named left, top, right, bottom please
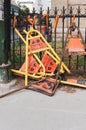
left=11, top=27, right=70, bottom=86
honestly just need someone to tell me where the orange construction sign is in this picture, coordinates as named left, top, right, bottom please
left=40, top=54, right=58, bottom=73
left=20, top=55, right=40, bottom=74
left=68, top=37, right=85, bottom=53
left=30, top=37, right=46, bottom=51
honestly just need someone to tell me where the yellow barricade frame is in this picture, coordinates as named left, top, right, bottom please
left=11, top=27, right=70, bottom=86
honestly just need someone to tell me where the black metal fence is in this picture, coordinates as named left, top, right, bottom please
left=11, top=6, right=86, bottom=73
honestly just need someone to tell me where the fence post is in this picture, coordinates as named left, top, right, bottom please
left=62, top=6, right=65, bottom=49
left=12, top=9, right=16, bottom=68
left=0, top=0, right=11, bottom=82
left=62, top=6, right=65, bottom=62
left=68, top=6, right=72, bottom=69
left=54, top=7, right=57, bottom=52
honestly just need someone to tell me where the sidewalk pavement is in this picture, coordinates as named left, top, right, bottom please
left=0, top=83, right=86, bottom=130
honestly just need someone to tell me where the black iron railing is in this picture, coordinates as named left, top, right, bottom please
left=10, top=6, right=86, bottom=73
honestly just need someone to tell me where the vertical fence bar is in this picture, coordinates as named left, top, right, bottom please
left=54, top=7, right=57, bottom=52
left=12, top=9, right=15, bottom=68
left=19, top=38, right=22, bottom=68
left=47, top=7, right=49, bottom=42
left=39, top=7, right=42, bottom=33
left=84, top=27, right=86, bottom=70
left=76, top=6, right=80, bottom=70
left=62, top=6, right=65, bottom=62
left=32, top=7, right=36, bottom=29
left=62, top=7, right=64, bottom=49
left=68, top=6, right=72, bottom=69
left=19, top=10, right=22, bottom=68
left=39, top=7, right=43, bottom=59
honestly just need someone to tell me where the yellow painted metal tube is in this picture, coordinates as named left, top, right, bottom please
left=46, top=51, right=59, bottom=64
left=28, top=27, right=70, bottom=73
left=11, top=69, right=42, bottom=78
left=45, top=73, right=54, bottom=76
left=25, top=32, right=29, bottom=86
left=28, top=35, right=40, bottom=40
left=13, top=27, right=70, bottom=87
left=23, top=29, right=28, bottom=35
left=60, top=80, right=86, bottom=88
left=40, top=37, right=70, bottom=73
left=33, top=54, right=45, bottom=76
left=28, top=48, right=49, bottom=55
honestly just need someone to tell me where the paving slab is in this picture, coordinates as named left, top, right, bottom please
left=0, top=86, right=86, bottom=130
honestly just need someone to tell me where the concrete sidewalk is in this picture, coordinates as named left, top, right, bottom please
left=0, top=87, right=86, bottom=130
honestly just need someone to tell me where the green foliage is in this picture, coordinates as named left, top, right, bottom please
left=11, top=43, right=25, bottom=68
left=19, top=5, right=30, bottom=15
